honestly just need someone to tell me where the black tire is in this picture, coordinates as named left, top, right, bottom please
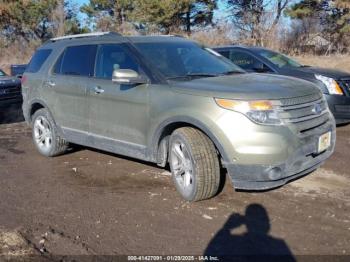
left=31, top=108, right=68, bottom=157
left=169, top=127, right=221, bottom=202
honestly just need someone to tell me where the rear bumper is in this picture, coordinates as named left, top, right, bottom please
left=325, top=94, right=350, bottom=124
left=226, top=122, right=336, bottom=191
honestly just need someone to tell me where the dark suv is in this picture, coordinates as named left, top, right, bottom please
left=214, top=45, right=350, bottom=124
left=22, top=33, right=335, bottom=201
left=0, top=68, right=22, bottom=118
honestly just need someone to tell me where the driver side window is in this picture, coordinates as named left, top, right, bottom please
left=229, top=51, right=258, bottom=71
left=95, top=44, right=140, bottom=80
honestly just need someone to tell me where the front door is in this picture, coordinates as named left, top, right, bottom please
left=87, top=44, right=150, bottom=157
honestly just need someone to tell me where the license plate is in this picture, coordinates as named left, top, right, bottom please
left=318, top=132, right=331, bottom=153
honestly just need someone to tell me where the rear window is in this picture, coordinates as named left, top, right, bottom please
left=26, top=49, right=52, bottom=73
left=54, top=45, right=97, bottom=77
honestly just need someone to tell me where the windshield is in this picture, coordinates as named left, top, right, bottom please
left=134, top=42, right=244, bottom=80
left=0, top=69, right=6, bottom=77
left=258, top=49, right=302, bottom=68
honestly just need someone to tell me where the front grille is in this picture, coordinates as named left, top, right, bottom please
left=278, top=93, right=323, bottom=106
left=277, top=94, right=331, bottom=133
left=338, top=79, right=350, bottom=94
left=0, top=85, right=22, bottom=101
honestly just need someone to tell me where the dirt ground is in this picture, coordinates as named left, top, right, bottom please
left=0, top=108, right=349, bottom=261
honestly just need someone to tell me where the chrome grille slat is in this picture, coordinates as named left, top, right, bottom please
left=0, top=85, right=21, bottom=101
left=278, top=100, right=328, bottom=120
left=279, top=98, right=324, bottom=110
left=292, top=114, right=330, bottom=133
left=277, top=94, right=331, bottom=133
left=279, top=93, right=323, bottom=106
left=285, top=111, right=328, bottom=123
left=339, top=79, right=350, bottom=93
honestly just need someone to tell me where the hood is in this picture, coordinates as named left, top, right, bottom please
left=288, top=66, right=350, bottom=80
left=171, top=73, right=320, bottom=100
left=0, top=76, right=21, bottom=87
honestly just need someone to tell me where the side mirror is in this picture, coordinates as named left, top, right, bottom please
left=253, top=61, right=269, bottom=73
left=112, top=69, right=148, bottom=85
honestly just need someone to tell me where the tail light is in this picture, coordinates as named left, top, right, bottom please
left=21, top=75, right=28, bottom=86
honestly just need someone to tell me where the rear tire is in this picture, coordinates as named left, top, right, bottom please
left=31, top=108, right=68, bottom=157
left=169, top=127, right=221, bottom=202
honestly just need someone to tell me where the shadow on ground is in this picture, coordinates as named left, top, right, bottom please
left=205, top=204, right=295, bottom=261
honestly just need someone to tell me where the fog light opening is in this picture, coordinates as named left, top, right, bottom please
left=268, top=167, right=282, bottom=180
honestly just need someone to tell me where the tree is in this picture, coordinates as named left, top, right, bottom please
left=285, top=0, right=350, bottom=52
left=0, top=0, right=58, bottom=41
left=0, top=0, right=88, bottom=43
left=80, top=0, right=134, bottom=31
left=181, top=0, right=217, bottom=34
left=131, top=0, right=217, bottom=34
left=52, top=1, right=90, bottom=37
left=226, top=0, right=291, bottom=45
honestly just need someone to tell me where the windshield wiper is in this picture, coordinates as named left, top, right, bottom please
left=220, top=70, right=245, bottom=76
left=166, top=73, right=219, bottom=81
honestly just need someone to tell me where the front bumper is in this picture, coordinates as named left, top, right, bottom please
left=227, top=142, right=334, bottom=190
left=325, top=94, right=350, bottom=124
left=0, top=97, right=23, bottom=110
left=215, top=109, right=336, bottom=191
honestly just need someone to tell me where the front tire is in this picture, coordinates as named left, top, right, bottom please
left=32, top=108, right=68, bottom=157
left=169, top=127, right=221, bottom=202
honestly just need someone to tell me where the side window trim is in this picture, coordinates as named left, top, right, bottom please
left=51, top=49, right=66, bottom=76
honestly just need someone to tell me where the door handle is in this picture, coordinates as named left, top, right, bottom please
left=45, top=80, right=56, bottom=87
left=93, top=86, right=105, bottom=94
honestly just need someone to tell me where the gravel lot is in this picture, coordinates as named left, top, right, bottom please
left=0, top=108, right=349, bottom=260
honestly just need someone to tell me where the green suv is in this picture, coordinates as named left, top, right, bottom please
left=22, top=32, right=336, bottom=201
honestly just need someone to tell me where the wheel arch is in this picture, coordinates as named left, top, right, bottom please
left=28, top=100, right=53, bottom=122
left=151, top=116, right=230, bottom=166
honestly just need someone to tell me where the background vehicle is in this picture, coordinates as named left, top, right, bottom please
left=10, top=64, right=27, bottom=78
left=0, top=68, right=22, bottom=121
left=22, top=33, right=335, bottom=201
left=214, top=46, right=350, bottom=124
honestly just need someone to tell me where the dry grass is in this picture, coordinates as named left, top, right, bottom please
left=0, top=41, right=39, bottom=74
left=293, top=55, right=350, bottom=72
left=1, top=41, right=349, bottom=75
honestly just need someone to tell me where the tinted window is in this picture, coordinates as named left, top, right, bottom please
left=26, top=49, right=52, bottom=73
left=217, top=50, right=230, bottom=59
left=135, top=42, right=243, bottom=79
left=257, top=49, right=302, bottom=68
left=57, top=45, right=97, bottom=76
left=229, top=51, right=260, bottom=70
left=0, top=69, right=6, bottom=76
left=95, top=44, right=139, bottom=79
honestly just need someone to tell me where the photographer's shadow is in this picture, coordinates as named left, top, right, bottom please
left=205, top=204, right=295, bottom=260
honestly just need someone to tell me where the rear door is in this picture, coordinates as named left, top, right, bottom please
left=47, top=45, right=97, bottom=133
left=87, top=43, right=150, bottom=149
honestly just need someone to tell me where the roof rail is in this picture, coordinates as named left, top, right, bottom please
left=143, top=34, right=185, bottom=38
left=50, top=32, right=122, bottom=42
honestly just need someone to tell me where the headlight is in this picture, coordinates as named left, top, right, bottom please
left=315, top=74, right=344, bottom=95
left=215, top=98, right=282, bottom=125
